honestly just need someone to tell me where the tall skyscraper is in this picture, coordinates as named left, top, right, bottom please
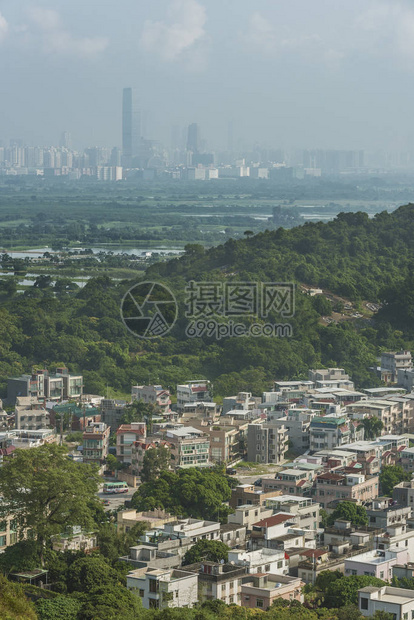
left=60, top=131, right=72, bottom=150
left=187, top=123, right=200, bottom=154
left=122, top=87, right=133, bottom=166
left=122, top=87, right=142, bottom=167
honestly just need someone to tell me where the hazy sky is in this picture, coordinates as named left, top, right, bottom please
left=1, top=0, right=413, bottom=151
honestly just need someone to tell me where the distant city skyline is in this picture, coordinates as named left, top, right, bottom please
left=0, top=1, right=414, bottom=152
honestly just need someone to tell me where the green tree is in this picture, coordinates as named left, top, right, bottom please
left=380, top=465, right=412, bottom=496
left=183, top=539, right=230, bottom=565
left=327, top=502, right=368, bottom=528
left=140, top=445, right=171, bottom=483
left=0, top=540, right=41, bottom=575
left=97, top=521, right=147, bottom=564
left=359, top=416, right=383, bottom=440
left=36, top=596, right=82, bottom=620
left=131, top=468, right=233, bottom=523
left=325, top=575, right=386, bottom=608
left=0, top=574, right=37, bottom=620
left=66, top=555, right=123, bottom=594
left=106, top=454, right=123, bottom=472
left=76, top=584, right=141, bottom=620
left=0, top=445, right=100, bottom=564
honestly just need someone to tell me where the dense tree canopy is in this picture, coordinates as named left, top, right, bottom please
left=131, top=468, right=233, bottom=523
left=327, top=502, right=368, bottom=528
left=183, top=539, right=230, bottom=565
left=379, top=465, right=412, bottom=496
left=0, top=445, right=100, bottom=562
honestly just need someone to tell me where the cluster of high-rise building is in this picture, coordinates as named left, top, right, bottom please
left=1, top=88, right=414, bottom=180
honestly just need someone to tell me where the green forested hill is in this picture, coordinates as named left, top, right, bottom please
left=0, top=205, right=413, bottom=398
left=148, top=205, right=414, bottom=301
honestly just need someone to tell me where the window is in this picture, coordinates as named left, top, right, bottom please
left=149, top=579, right=159, bottom=593
left=256, top=599, right=264, bottom=608
left=277, top=561, right=283, bottom=568
left=221, top=584, right=226, bottom=592
left=360, top=597, right=368, bottom=610
left=139, top=589, right=144, bottom=597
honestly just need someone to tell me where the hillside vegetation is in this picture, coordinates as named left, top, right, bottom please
left=0, top=205, right=413, bottom=397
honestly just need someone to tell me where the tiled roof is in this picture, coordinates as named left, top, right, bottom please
left=253, top=514, right=292, bottom=528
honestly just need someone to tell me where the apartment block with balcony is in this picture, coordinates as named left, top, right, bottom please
left=7, top=372, right=46, bottom=404
left=312, top=472, right=379, bottom=509
left=184, top=420, right=240, bottom=464
left=268, top=408, right=317, bottom=453
left=308, top=368, right=354, bottom=390
left=264, top=468, right=314, bottom=498
left=7, top=369, right=83, bottom=404
left=180, top=402, right=219, bottom=423
left=163, top=427, right=210, bottom=468
left=15, top=398, right=49, bottom=431
left=131, top=385, right=171, bottom=414
left=337, top=442, right=384, bottom=475
left=346, top=398, right=414, bottom=436
left=228, top=504, right=273, bottom=530
left=367, top=499, right=411, bottom=531
left=250, top=513, right=298, bottom=550
left=380, top=350, right=412, bottom=383
left=223, top=392, right=259, bottom=414
left=230, top=484, right=281, bottom=510
left=82, top=422, right=110, bottom=466
left=184, top=561, right=248, bottom=606
left=55, top=367, right=83, bottom=399
left=127, top=567, right=198, bottom=610
left=228, top=547, right=288, bottom=575
left=176, top=381, right=212, bottom=412
left=241, top=574, right=304, bottom=610
left=265, top=496, right=320, bottom=532
left=247, top=423, right=288, bottom=465
left=309, top=415, right=363, bottom=452
left=116, top=422, right=146, bottom=465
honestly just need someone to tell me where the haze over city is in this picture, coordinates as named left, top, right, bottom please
left=1, top=0, right=414, bottom=151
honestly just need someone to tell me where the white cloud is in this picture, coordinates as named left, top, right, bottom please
left=27, top=7, right=108, bottom=58
left=0, top=12, right=8, bottom=42
left=141, top=0, right=207, bottom=61
left=356, top=1, right=414, bottom=61
left=243, top=12, right=320, bottom=57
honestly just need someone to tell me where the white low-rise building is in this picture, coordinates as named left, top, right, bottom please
left=359, top=585, right=414, bottom=619
left=127, top=567, right=198, bottom=610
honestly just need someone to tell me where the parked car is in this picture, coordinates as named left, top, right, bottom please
left=226, top=468, right=237, bottom=475
left=254, top=478, right=262, bottom=487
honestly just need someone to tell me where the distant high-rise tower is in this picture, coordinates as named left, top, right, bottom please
left=60, top=131, right=72, bottom=150
left=187, top=123, right=199, bottom=154
left=122, top=87, right=133, bottom=166
left=122, top=87, right=141, bottom=167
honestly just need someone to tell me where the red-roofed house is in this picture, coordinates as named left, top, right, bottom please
left=251, top=513, right=298, bottom=546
